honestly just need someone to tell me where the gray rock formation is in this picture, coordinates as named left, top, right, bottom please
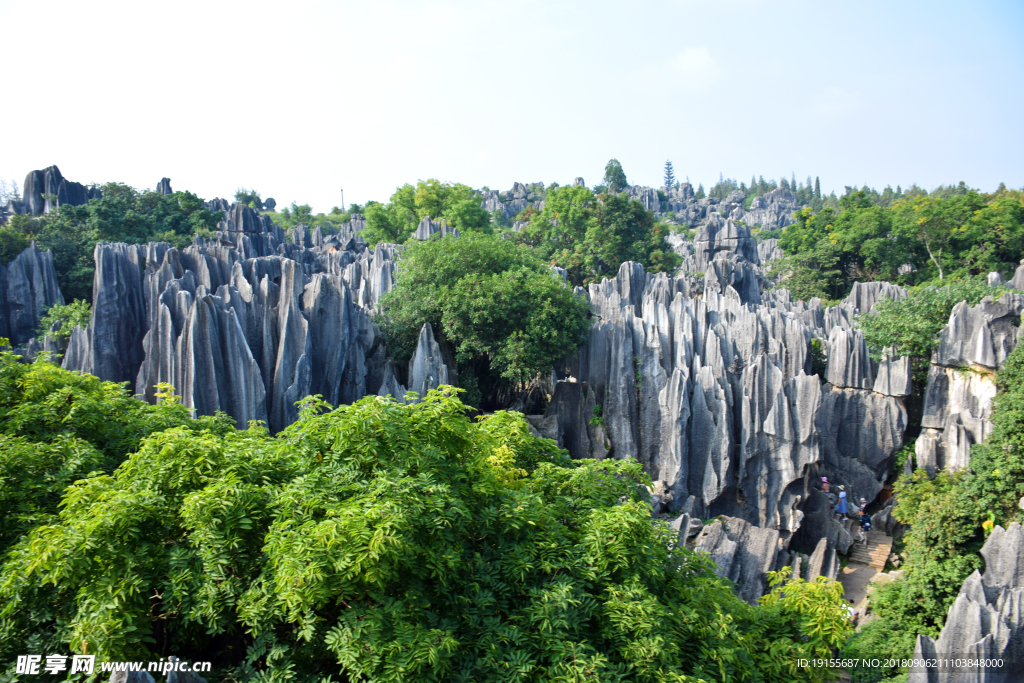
left=0, top=242, right=64, bottom=345
left=693, top=214, right=760, bottom=271
left=64, top=202, right=394, bottom=432
left=693, top=516, right=789, bottom=604
left=12, top=165, right=100, bottom=216
left=909, top=523, right=1024, bottom=683
left=916, top=292, right=1024, bottom=473
left=156, top=177, right=173, bottom=195
left=740, top=187, right=800, bottom=229
left=843, top=280, right=907, bottom=314
left=546, top=252, right=906, bottom=601
left=412, top=217, right=460, bottom=241
left=1009, top=260, right=1024, bottom=291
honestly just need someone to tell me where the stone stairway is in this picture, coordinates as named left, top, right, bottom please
left=847, top=529, right=893, bottom=570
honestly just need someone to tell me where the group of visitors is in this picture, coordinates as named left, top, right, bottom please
left=822, top=477, right=872, bottom=546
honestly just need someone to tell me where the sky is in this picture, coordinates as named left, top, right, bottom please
left=1, top=0, right=1022, bottom=213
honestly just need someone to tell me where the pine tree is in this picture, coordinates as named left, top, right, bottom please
left=663, top=160, right=675, bottom=192
left=814, top=176, right=821, bottom=200
left=791, top=172, right=797, bottom=191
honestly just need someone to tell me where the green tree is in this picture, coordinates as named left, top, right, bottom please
left=0, top=344, right=233, bottom=560
left=516, top=185, right=679, bottom=286
left=663, top=160, right=675, bottom=191
left=379, top=234, right=590, bottom=408
left=0, top=225, right=30, bottom=265
left=603, top=159, right=628, bottom=194
left=234, top=187, right=262, bottom=208
left=0, top=378, right=852, bottom=682
left=36, top=299, right=91, bottom=346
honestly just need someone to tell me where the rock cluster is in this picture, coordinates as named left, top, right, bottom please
left=0, top=242, right=64, bottom=346
left=909, top=523, right=1024, bottom=683
left=63, top=203, right=399, bottom=432
left=3, top=165, right=101, bottom=219
left=479, top=182, right=545, bottom=220
left=916, top=292, right=1024, bottom=474
left=544, top=253, right=907, bottom=597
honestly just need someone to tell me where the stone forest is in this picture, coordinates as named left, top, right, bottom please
left=1, top=162, right=1023, bottom=682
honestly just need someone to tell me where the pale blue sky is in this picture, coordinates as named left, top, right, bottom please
left=1, top=0, right=1021, bottom=213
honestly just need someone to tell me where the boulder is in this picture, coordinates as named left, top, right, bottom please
left=694, top=516, right=782, bottom=604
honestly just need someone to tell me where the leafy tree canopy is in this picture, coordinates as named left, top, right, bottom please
left=602, top=159, right=628, bottom=194
left=363, top=180, right=491, bottom=247
left=380, top=234, right=590, bottom=408
left=36, top=299, right=91, bottom=345
left=0, top=344, right=233, bottom=557
left=776, top=186, right=1024, bottom=301
left=0, top=372, right=853, bottom=682
left=234, top=187, right=262, bottom=208
left=514, top=185, right=680, bottom=287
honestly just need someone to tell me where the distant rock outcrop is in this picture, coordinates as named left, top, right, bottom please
left=3, top=165, right=100, bottom=218
left=156, top=177, right=173, bottom=195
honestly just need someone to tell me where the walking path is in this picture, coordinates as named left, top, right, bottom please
left=837, top=529, right=894, bottom=614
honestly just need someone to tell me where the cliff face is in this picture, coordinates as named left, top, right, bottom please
left=916, top=288, right=1024, bottom=475
left=0, top=242, right=64, bottom=346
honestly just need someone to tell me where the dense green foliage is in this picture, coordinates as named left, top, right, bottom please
left=602, top=159, right=628, bottom=194
left=513, top=185, right=680, bottom=286
left=0, top=353, right=853, bottom=682
left=0, top=343, right=232, bottom=559
left=380, top=234, right=590, bottom=409
left=0, top=225, right=30, bottom=266
left=264, top=202, right=366, bottom=233
left=363, top=180, right=491, bottom=247
left=857, top=279, right=1005, bottom=362
left=777, top=186, right=1024, bottom=301
left=2, top=184, right=222, bottom=302
left=36, top=299, right=91, bottom=346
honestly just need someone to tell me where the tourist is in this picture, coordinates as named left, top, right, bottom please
left=858, top=508, right=872, bottom=546
left=835, top=485, right=848, bottom=517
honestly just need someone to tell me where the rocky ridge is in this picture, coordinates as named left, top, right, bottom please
left=909, top=522, right=1024, bottom=683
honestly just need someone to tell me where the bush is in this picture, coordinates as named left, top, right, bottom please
left=0, top=383, right=853, bottom=682
left=36, top=299, right=91, bottom=345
